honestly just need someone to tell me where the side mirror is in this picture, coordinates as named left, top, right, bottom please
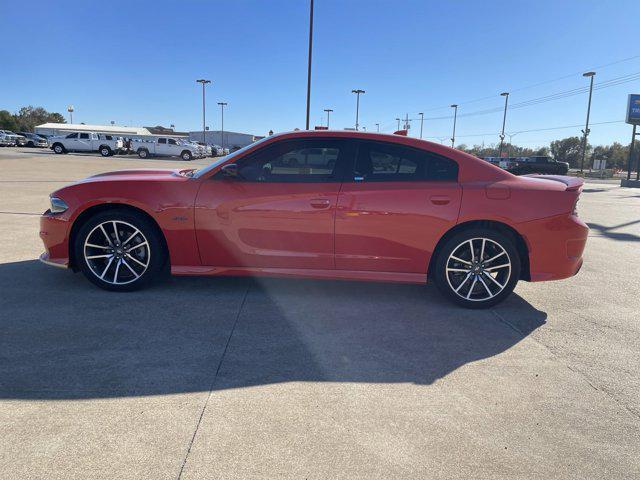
left=221, top=163, right=240, bottom=178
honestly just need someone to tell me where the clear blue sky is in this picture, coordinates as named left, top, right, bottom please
left=1, top=0, right=638, bottom=147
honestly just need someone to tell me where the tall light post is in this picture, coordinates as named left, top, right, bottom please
left=196, top=79, right=211, bottom=143
left=396, top=118, right=401, bottom=130
left=450, top=104, right=458, bottom=147
left=305, top=0, right=314, bottom=130
left=506, top=132, right=519, bottom=157
left=67, top=105, right=74, bottom=124
left=324, top=108, right=333, bottom=128
left=580, top=71, right=596, bottom=173
left=375, top=123, right=380, bottom=132
left=217, top=102, right=227, bottom=153
left=498, top=92, right=509, bottom=158
left=352, top=89, right=365, bottom=130
left=418, top=112, right=424, bottom=139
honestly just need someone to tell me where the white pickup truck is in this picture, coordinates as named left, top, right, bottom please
left=50, top=132, right=124, bottom=157
left=133, top=137, right=199, bottom=161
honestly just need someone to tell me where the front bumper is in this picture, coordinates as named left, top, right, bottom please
left=518, top=213, right=589, bottom=282
left=39, top=212, right=71, bottom=268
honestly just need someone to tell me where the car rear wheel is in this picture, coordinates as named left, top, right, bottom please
left=74, top=210, right=166, bottom=291
left=53, top=143, right=65, bottom=154
left=100, top=146, right=112, bottom=157
left=138, top=149, right=149, bottom=159
left=181, top=151, right=193, bottom=161
left=27, top=141, right=35, bottom=147
left=433, top=229, right=520, bottom=309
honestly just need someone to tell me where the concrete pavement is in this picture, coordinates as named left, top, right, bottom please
left=0, top=148, right=638, bottom=479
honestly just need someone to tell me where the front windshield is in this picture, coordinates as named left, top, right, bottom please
left=193, top=136, right=272, bottom=178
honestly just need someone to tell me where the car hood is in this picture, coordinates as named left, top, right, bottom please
left=75, top=168, right=190, bottom=184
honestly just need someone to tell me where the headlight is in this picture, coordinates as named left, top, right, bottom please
left=50, top=196, right=69, bottom=214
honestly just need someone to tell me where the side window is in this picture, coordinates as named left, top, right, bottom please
left=66, top=133, right=78, bottom=139
left=168, top=139, right=177, bottom=145
left=158, top=138, right=167, bottom=144
left=79, top=133, right=89, bottom=139
left=354, top=142, right=457, bottom=182
left=236, top=139, right=346, bottom=183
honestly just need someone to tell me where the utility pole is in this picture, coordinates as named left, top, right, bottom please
left=498, top=92, right=509, bottom=158
left=305, top=0, right=314, bottom=130
left=403, top=113, right=411, bottom=131
left=324, top=108, right=333, bottom=128
left=196, top=79, right=211, bottom=144
left=418, top=112, right=424, bottom=139
left=450, top=104, right=458, bottom=147
left=580, top=71, right=596, bottom=173
left=352, top=89, right=365, bottom=130
left=375, top=123, right=380, bottom=132
left=217, top=102, right=227, bottom=153
left=396, top=118, right=401, bottom=130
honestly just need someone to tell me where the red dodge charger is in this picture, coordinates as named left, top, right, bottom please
left=39, top=130, right=588, bottom=308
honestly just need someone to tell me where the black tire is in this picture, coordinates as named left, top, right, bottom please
left=74, top=209, right=166, bottom=292
left=99, top=146, right=112, bottom=157
left=27, top=141, right=35, bottom=148
left=52, top=143, right=66, bottom=154
left=433, top=228, right=520, bottom=309
left=181, top=150, right=193, bottom=161
left=138, top=148, right=149, bottom=159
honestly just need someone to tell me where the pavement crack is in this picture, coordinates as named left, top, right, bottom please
left=176, top=284, right=250, bottom=480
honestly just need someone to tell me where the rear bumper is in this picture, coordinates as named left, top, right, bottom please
left=39, top=212, right=71, bottom=268
left=518, top=214, right=588, bottom=282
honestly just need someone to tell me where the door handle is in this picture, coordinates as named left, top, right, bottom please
left=310, top=198, right=331, bottom=209
left=430, top=195, right=450, bottom=205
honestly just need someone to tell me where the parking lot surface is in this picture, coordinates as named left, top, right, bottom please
left=0, top=147, right=639, bottom=479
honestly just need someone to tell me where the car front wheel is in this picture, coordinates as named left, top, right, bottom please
left=433, top=229, right=520, bottom=309
left=53, top=144, right=65, bottom=154
left=74, top=210, right=165, bottom=291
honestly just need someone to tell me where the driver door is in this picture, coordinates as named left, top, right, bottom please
left=195, top=138, right=355, bottom=269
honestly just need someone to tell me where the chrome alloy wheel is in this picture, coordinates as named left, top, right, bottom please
left=83, top=220, right=151, bottom=285
left=445, top=237, right=512, bottom=302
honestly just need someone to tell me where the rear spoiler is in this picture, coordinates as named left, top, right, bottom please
left=524, top=174, right=584, bottom=192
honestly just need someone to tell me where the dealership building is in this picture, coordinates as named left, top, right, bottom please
left=35, top=123, right=190, bottom=138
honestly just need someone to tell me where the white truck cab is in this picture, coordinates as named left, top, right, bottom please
left=50, top=132, right=124, bottom=156
left=134, top=137, right=199, bottom=161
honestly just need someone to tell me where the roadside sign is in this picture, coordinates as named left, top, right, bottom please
left=626, top=94, right=640, bottom=125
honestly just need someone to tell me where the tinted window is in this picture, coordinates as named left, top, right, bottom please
left=66, top=133, right=78, bottom=139
left=168, top=139, right=177, bottom=145
left=235, top=139, right=347, bottom=183
left=79, top=133, right=89, bottom=139
left=158, top=138, right=167, bottom=144
left=354, top=142, right=458, bottom=182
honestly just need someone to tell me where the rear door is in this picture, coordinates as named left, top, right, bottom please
left=335, top=141, right=462, bottom=273
left=77, top=132, right=92, bottom=151
left=156, top=138, right=169, bottom=155
left=195, top=137, right=355, bottom=269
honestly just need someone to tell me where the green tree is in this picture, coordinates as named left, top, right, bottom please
left=14, top=105, right=66, bottom=132
left=550, top=136, right=586, bottom=168
left=0, top=110, right=19, bottom=131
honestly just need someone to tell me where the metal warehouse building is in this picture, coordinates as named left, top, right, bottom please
left=188, top=130, right=264, bottom=149
left=35, top=123, right=189, bottom=138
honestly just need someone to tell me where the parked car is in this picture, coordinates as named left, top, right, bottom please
left=507, top=156, right=569, bottom=175
left=39, top=131, right=588, bottom=308
left=133, top=137, right=199, bottom=160
left=0, top=131, right=16, bottom=146
left=0, top=130, right=27, bottom=146
left=49, top=132, right=124, bottom=156
left=18, top=132, right=49, bottom=148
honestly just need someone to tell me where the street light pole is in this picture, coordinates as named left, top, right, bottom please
left=580, top=71, right=596, bottom=173
left=450, top=104, right=458, bottom=148
left=375, top=123, right=380, bottom=132
left=217, top=102, right=227, bottom=153
left=351, top=89, right=365, bottom=130
left=196, top=79, right=211, bottom=144
left=498, top=92, right=509, bottom=158
left=324, top=108, right=333, bottom=128
left=305, top=0, right=314, bottom=130
left=506, top=132, right=519, bottom=157
left=396, top=118, right=401, bottom=130
left=67, top=105, right=74, bottom=124
left=418, top=112, right=424, bottom=139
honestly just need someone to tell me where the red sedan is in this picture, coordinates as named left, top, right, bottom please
left=39, top=131, right=588, bottom=308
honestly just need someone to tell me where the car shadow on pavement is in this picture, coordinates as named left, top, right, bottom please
left=0, top=260, right=546, bottom=400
